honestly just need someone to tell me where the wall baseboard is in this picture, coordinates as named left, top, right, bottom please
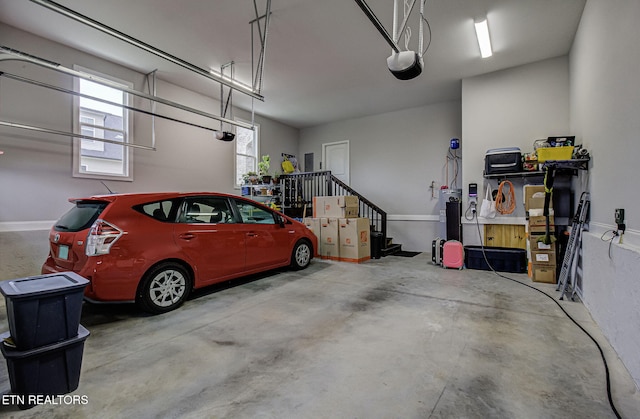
left=589, top=222, right=640, bottom=252
left=387, top=215, right=439, bottom=222
left=0, top=221, right=56, bottom=232
left=387, top=215, right=527, bottom=225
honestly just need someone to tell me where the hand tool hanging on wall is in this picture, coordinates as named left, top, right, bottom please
left=541, top=165, right=557, bottom=245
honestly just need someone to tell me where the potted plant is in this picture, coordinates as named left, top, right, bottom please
left=272, top=170, right=281, bottom=184
left=243, top=171, right=259, bottom=185
left=258, top=155, right=271, bottom=184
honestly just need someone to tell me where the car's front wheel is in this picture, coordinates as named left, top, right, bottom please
left=290, top=240, right=312, bottom=270
left=137, top=262, right=191, bottom=314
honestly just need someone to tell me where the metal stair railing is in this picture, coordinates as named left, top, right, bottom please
left=280, top=171, right=387, bottom=245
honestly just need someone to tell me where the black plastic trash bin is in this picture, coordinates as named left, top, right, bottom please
left=371, top=232, right=383, bottom=259
left=0, top=326, right=90, bottom=409
left=0, top=272, right=90, bottom=410
left=0, top=272, right=88, bottom=350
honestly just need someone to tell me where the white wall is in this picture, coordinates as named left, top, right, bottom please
left=299, top=101, right=462, bottom=251
left=0, top=24, right=298, bottom=227
left=570, top=0, right=640, bottom=388
left=461, top=57, right=571, bottom=244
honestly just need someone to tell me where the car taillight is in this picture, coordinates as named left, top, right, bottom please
left=86, top=219, right=123, bottom=256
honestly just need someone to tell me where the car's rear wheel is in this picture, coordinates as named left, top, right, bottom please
left=291, top=240, right=312, bottom=270
left=137, top=262, right=191, bottom=314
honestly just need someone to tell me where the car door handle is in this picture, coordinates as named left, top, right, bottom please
left=246, top=232, right=257, bottom=237
left=178, top=233, right=196, bottom=240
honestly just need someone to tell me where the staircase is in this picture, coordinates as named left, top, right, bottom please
left=280, top=171, right=401, bottom=257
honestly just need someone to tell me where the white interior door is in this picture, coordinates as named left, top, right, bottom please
left=322, top=141, right=350, bottom=185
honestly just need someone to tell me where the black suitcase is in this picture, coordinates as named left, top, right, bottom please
left=432, top=238, right=445, bottom=266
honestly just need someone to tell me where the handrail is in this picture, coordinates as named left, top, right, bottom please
left=280, top=171, right=387, bottom=245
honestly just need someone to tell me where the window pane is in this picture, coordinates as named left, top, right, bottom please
left=74, top=69, right=130, bottom=180
left=235, top=124, right=258, bottom=187
left=235, top=200, right=275, bottom=224
left=79, top=79, right=124, bottom=117
left=134, top=200, right=179, bottom=222
left=236, top=126, right=255, bottom=155
left=178, top=197, right=234, bottom=224
left=54, top=201, right=108, bottom=232
left=236, top=155, right=256, bottom=185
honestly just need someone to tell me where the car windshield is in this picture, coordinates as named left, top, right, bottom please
left=54, top=201, right=108, bottom=232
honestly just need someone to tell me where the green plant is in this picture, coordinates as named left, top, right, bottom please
left=242, top=171, right=258, bottom=184
left=258, top=155, right=270, bottom=176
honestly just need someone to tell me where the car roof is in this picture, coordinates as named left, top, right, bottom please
left=70, top=192, right=242, bottom=204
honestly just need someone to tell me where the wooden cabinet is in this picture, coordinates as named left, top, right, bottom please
left=484, top=224, right=526, bottom=249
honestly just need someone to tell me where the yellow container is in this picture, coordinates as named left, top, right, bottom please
left=537, top=146, right=574, bottom=162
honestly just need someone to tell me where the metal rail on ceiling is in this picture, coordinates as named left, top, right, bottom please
left=0, top=120, right=156, bottom=151
left=0, top=46, right=254, bottom=131
left=353, top=0, right=401, bottom=53
left=0, top=71, right=238, bottom=136
left=29, top=0, right=265, bottom=102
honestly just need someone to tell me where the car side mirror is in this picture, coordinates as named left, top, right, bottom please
left=276, top=214, right=286, bottom=227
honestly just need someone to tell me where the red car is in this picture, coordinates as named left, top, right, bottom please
left=42, top=192, right=317, bottom=314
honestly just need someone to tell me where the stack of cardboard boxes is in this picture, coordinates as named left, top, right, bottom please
left=303, top=196, right=370, bottom=263
left=525, top=185, right=557, bottom=283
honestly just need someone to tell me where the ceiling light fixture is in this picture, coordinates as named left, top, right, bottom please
left=209, top=69, right=254, bottom=92
left=474, top=19, right=493, bottom=58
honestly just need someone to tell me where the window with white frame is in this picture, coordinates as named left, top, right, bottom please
left=73, top=66, right=133, bottom=181
left=235, top=123, right=259, bottom=187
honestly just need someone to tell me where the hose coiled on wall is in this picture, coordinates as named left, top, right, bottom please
left=495, top=180, right=516, bottom=214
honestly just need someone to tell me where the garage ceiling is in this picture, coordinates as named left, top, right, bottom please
left=0, top=0, right=586, bottom=129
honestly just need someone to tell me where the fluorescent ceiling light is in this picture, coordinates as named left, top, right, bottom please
left=209, top=69, right=254, bottom=92
left=474, top=19, right=493, bottom=58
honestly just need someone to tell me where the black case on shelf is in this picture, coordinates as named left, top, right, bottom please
left=484, top=147, right=523, bottom=175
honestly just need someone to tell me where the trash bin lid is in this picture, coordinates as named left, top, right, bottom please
left=0, top=325, right=90, bottom=358
left=0, top=272, right=89, bottom=298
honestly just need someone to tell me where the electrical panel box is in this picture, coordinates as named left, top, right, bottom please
left=615, top=208, right=625, bottom=225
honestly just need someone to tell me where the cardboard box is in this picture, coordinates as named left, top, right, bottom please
left=338, top=217, right=370, bottom=263
left=532, top=266, right=557, bottom=284
left=528, top=215, right=555, bottom=233
left=524, top=185, right=552, bottom=212
left=531, top=250, right=556, bottom=267
left=313, top=196, right=359, bottom=218
left=319, top=217, right=340, bottom=260
left=303, top=217, right=321, bottom=240
left=529, top=235, right=555, bottom=252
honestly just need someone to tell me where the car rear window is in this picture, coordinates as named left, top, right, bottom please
left=54, top=201, right=108, bottom=232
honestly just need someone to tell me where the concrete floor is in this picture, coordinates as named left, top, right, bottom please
left=0, top=243, right=639, bottom=418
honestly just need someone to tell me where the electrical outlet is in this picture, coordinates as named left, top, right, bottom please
left=615, top=208, right=625, bottom=225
